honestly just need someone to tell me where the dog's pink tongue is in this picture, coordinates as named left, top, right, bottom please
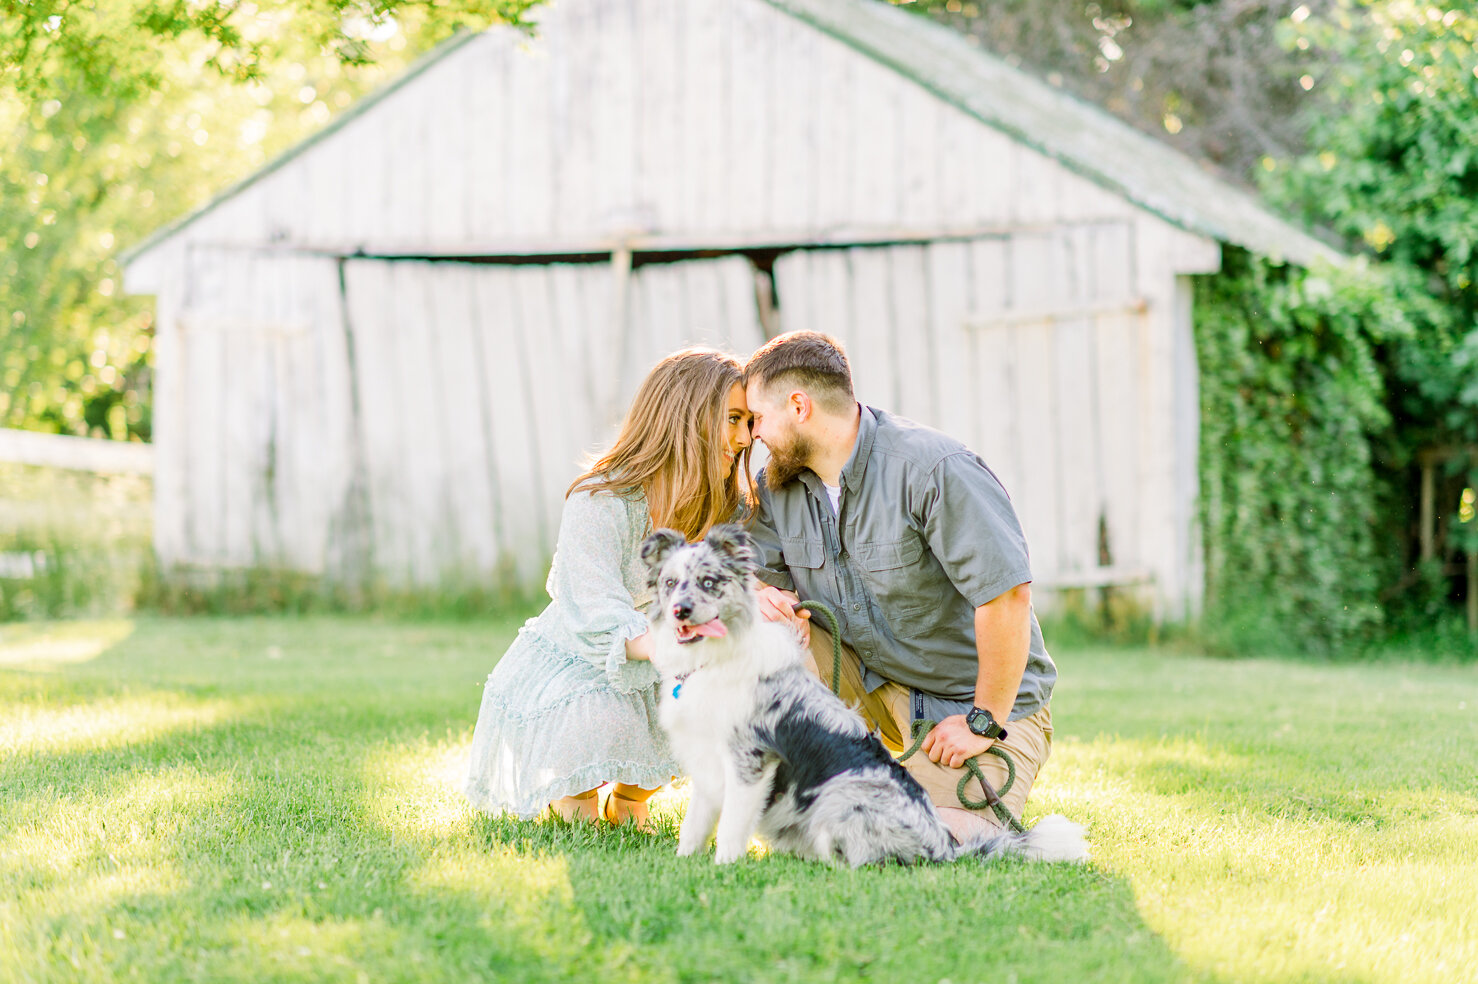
left=689, top=618, right=727, bottom=639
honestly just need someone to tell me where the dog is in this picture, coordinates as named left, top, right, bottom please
left=640, top=524, right=1089, bottom=867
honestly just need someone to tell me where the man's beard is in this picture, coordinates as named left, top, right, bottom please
left=763, top=430, right=815, bottom=491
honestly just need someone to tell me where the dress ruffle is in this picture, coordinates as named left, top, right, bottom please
left=463, top=625, right=677, bottom=818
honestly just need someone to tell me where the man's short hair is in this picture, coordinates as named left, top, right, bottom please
left=744, top=331, right=855, bottom=414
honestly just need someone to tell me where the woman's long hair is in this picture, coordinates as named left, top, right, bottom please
left=567, top=348, right=754, bottom=541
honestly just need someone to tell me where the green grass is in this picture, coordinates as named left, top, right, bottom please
left=2, top=616, right=1475, bottom=983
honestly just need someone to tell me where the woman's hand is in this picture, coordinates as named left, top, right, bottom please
left=755, top=585, right=811, bottom=646
left=624, top=629, right=655, bottom=662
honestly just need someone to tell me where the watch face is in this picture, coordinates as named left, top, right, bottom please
left=967, top=708, right=992, bottom=735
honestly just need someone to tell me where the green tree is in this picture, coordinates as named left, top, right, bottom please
left=1191, top=0, right=1478, bottom=649
left=0, top=1, right=539, bottom=439
left=900, top=0, right=1333, bottom=183
left=1269, top=1, right=1478, bottom=568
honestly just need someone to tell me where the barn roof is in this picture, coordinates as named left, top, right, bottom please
left=769, top=0, right=1341, bottom=266
left=124, top=0, right=1343, bottom=268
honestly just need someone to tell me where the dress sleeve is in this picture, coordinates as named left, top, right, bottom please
left=545, top=489, right=658, bottom=693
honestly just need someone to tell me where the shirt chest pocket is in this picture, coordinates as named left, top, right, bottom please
left=780, top=536, right=825, bottom=570
left=854, top=532, right=934, bottom=616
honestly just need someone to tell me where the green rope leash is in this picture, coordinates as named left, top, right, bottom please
left=898, top=720, right=1027, bottom=834
left=791, top=599, right=1028, bottom=835
left=791, top=599, right=843, bottom=695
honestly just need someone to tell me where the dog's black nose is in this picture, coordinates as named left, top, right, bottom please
left=671, top=602, right=692, bottom=621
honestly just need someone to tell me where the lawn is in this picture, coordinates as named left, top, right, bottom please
left=1, top=615, right=1474, bottom=984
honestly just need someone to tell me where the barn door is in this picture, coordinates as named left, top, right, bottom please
left=771, top=225, right=1150, bottom=591
left=167, top=249, right=349, bottom=574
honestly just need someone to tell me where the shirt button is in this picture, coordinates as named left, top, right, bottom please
left=852, top=603, right=862, bottom=612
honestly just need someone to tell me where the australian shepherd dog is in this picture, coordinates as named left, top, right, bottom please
left=640, top=524, right=1089, bottom=867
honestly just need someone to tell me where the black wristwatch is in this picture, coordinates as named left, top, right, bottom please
left=965, top=706, right=1008, bottom=740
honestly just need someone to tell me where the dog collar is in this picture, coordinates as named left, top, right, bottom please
left=671, top=668, right=697, bottom=700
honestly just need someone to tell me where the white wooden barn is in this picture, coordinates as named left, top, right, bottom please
left=122, top=0, right=1339, bottom=615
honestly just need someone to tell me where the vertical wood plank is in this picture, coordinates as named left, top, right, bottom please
left=683, top=0, right=728, bottom=234
left=889, top=245, right=934, bottom=425
left=589, top=0, right=637, bottom=235
left=343, top=258, right=409, bottom=582
left=425, top=51, right=474, bottom=246
left=636, top=0, right=679, bottom=235
left=726, top=0, right=772, bottom=236
left=507, top=31, right=554, bottom=240
left=813, top=32, right=855, bottom=230
left=425, top=264, right=500, bottom=578
left=850, top=59, right=900, bottom=228
left=923, top=240, right=971, bottom=438
left=467, top=33, right=514, bottom=242
left=516, top=265, right=580, bottom=545
left=150, top=257, right=188, bottom=568
left=896, top=83, right=939, bottom=227
left=471, top=266, right=550, bottom=587
left=845, top=247, right=896, bottom=410
left=766, top=10, right=817, bottom=232
left=965, top=237, right=1014, bottom=474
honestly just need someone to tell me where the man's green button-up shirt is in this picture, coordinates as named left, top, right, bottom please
left=748, top=406, right=1056, bottom=721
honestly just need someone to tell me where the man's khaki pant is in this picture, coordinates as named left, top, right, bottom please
left=804, top=627, right=1052, bottom=829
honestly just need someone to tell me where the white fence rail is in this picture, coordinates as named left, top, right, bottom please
left=0, top=428, right=154, bottom=475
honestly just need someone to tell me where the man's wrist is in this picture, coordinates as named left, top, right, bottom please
left=965, top=705, right=1008, bottom=740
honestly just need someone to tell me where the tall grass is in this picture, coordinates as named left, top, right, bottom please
left=0, top=464, right=152, bottom=620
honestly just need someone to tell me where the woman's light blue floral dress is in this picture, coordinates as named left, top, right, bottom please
left=464, top=486, right=677, bottom=818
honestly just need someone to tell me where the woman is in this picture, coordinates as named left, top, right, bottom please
left=464, top=348, right=753, bottom=827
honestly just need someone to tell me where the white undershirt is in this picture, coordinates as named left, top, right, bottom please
left=823, top=482, right=841, bottom=515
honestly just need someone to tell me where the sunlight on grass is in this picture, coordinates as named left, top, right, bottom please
left=221, top=912, right=383, bottom=980
left=0, top=619, right=134, bottom=668
left=1046, top=733, right=1478, bottom=984
left=3, top=768, right=236, bottom=874
left=365, top=738, right=478, bottom=839
left=0, top=695, right=236, bottom=758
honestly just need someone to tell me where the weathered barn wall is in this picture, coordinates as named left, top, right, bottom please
left=151, top=248, right=765, bottom=587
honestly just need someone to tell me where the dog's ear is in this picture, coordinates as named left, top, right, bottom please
left=704, top=524, right=756, bottom=573
left=640, top=529, right=687, bottom=581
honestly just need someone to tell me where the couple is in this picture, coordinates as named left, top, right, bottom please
left=464, top=332, right=1057, bottom=843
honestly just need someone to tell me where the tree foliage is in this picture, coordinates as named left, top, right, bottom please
left=1267, top=0, right=1478, bottom=463
left=0, top=1, right=539, bottom=440
left=903, top=0, right=1333, bottom=183
left=1194, top=0, right=1478, bottom=651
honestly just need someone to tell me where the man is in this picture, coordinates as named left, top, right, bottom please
left=743, top=330, right=1057, bottom=841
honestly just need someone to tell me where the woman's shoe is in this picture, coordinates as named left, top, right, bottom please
left=548, top=788, right=600, bottom=822
left=602, top=787, right=655, bottom=831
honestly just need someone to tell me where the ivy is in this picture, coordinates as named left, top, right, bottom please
left=1196, top=249, right=1413, bottom=654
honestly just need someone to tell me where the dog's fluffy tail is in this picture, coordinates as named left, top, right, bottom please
left=962, top=814, right=1090, bottom=864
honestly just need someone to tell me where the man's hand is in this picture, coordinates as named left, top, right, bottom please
left=921, top=714, right=995, bottom=769
left=755, top=584, right=811, bottom=645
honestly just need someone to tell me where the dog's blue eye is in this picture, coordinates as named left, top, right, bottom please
left=700, top=576, right=717, bottom=590
left=664, top=578, right=676, bottom=589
